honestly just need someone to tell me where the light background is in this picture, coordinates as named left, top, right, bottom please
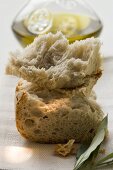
left=0, top=1, right=113, bottom=169
left=0, top=0, right=113, bottom=76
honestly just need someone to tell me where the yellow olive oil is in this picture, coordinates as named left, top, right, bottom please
left=12, top=12, right=102, bottom=46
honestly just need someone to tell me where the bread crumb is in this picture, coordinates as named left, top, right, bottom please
left=99, top=148, right=106, bottom=154
left=55, top=139, right=76, bottom=157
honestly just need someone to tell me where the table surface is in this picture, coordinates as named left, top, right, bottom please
left=0, top=0, right=113, bottom=169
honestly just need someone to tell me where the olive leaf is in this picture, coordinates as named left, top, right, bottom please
left=76, top=144, right=89, bottom=160
left=74, top=115, right=108, bottom=170
left=97, top=160, right=113, bottom=169
left=96, top=152, right=113, bottom=165
left=77, top=145, right=100, bottom=170
left=95, top=152, right=113, bottom=168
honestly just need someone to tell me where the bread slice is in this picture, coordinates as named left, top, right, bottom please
left=15, top=79, right=103, bottom=143
left=6, top=32, right=102, bottom=90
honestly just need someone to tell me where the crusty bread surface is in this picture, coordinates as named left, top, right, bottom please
left=15, top=79, right=103, bottom=143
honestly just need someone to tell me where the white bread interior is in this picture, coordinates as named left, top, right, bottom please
left=6, top=32, right=102, bottom=90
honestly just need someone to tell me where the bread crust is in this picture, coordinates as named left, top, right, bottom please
left=15, top=80, right=103, bottom=143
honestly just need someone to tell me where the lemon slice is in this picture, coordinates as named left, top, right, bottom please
left=24, top=8, right=53, bottom=34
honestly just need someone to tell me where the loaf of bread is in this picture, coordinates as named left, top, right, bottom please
left=15, top=79, right=103, bottom=143
left=6, top=32, right=104, bottom=144
left=6, top=32, right=102, bottom=90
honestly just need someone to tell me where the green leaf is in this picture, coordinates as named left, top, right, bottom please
left=97, top=159, right=113, bottom=168
left=94, top=152, right=113, bottom=169
left=74, top=115, right=108, bottom=170
left=96, top=152, right=113, bottom=166
left=77, top=145, right=100, bottom=170
left=77, top=157, right=95, bottom=170
left=76, top=144, right=89, bottom=160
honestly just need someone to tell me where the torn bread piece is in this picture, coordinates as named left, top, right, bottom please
left=55, top=139, right=76, bottom=157
left=6, top=32, right=102, bottom=90
left=15, top=79, right=103, bottom=143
